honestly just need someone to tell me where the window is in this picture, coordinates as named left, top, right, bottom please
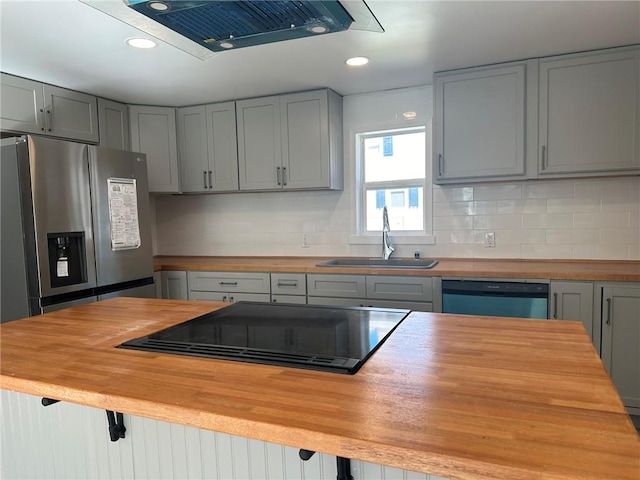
left=358, top=128, right=426, bottom=233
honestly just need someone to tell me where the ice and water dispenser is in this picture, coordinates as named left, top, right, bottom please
left=47, top=232, right=88, bottom=288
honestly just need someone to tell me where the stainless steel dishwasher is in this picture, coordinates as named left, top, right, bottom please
left=442, top=279, right=549, bottom=319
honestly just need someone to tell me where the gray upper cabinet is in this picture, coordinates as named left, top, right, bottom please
left=98, top=98, right=130, bottom=150
left=1, top=73, right=99, bottom=143
left=434, top=62, right=528, bottom=183
left=599, top=284, right=640, bottom=411
left=237, top=89, right=343, bottom=192
left=178, top=102, right=238, bottom=193
left=237, top=95, right=282, bottom=190
left=129, top=105, right=180, bottom=193
left=538, top=47, right=640, bottom=177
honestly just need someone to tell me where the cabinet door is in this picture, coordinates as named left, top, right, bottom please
left=0, top=73, right=45, bottom=134
left=187, top=271, right=271, bottom=294
left=98, top=98, right=130, bottom=150
left=434, top=63, right=526, bottom=182
left=549, top=281, right=594, bottom=337
left=271, top=295, right=307, bottom=304
left=130, top=105, right=180, bottom=193
left=539, top=48, right=640, bottom=176
left=306, top=274, right=366, bottom=298
left=177, top=105, right=209, bottom=193
left=237, top=96, right=281, bottom=190
left=44, top=84, right=99, bottom=143
left=205, top=102, right=239, bottom=192
left=366, top=276, right=434, bottom=302
left=160, top=271, right=188, bottom=300
left=281, top=90, right=330, bottom=189
left=601, top=285, right=640, bottom=410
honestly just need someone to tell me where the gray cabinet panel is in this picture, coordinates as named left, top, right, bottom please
left=539, top=48, right=640, bottom=176
left=177, top=105, right=208, bottom=192
left=0, top=73, right=98, bottom=143
left=129, top=105, right=179, bottom=193
left=189, top=291, right=270, bottom=303
left=98, top=98, right=130, bottom=150
left=271, top=273, right=307, bottom=296
left=549, top=280, right=594, bottom=338
left=271, top=294, right=307, bottom=304
left=161, top=270, right=188, bottom=300
left=205, top=102, right=238, bottom=192
left=306, top=296, right=368, bottom=307
left=600, top=285, right=640, bottom=410
left=366, top=276, right=434, bottom=302
left=188, top=271, right=270, bottom=294
left=307, top=274, right=366, bottom=298
left=434, top=63, right=527, bottom=183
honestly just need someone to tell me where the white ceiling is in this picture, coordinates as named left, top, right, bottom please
left=1, top=1, right=639, bottom=107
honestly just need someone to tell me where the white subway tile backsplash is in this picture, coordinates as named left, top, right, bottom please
left=496, top=199, right=547, bottom=214
left=432, top=186, right=474, bottom=203
left=522, top=181, right=574, bottom=199
left=473, top=214, right=523, bottom=230
left=473, top=184, right=522, bottom=201
left=572, top=244, right=630, bottom=260
left=599, top=228, right=640, bottom=245
left=523, top=213, right=573, bottom=229
left=573, top=212, right=629, bottom=228
left=545, top=229, right=599, bottom=245
left=522, top=244, right=573, bottom=259
left=433, top=215, right=473, bottom=230
left=547, top=197, right=601, bottom=214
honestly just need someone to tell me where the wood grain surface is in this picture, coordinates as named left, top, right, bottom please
left=154, top=256, right=640, bottom=281
left=1, top=298, right=638, bottom=479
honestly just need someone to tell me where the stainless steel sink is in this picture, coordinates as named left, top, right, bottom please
left=316, top=258, right=439, bottom=269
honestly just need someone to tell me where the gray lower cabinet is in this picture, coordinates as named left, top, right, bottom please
left=271, top=273, right=306, bottom=304
left=306, top=274, right=439, bottom=311
left=188, top=271, right=270, bottom=303
left=549, top=280, right=594, bottom=338
left=97, top=98, right=130, bottom=150
left=597, top=283, right=640, bottom=413
left=1, top=72, right=99, bottom=143
left=160, top=270, right=188, bottom=300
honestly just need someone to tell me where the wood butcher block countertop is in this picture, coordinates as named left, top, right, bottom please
left=1, top=298, right=638, bottom=480
left=154, top=256, right=640, bottom=281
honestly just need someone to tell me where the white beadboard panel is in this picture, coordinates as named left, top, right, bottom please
left=1, top=391, right=440, bottom=480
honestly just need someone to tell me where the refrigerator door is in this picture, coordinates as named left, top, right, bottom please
left=20, top=136, right=97, bottom=299
left=89, top=146, right=154, bottom=286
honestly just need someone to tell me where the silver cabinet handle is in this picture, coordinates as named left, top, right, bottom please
left=277, top=280, right=298, bottom=287
left=229, top=296, right=234, bottom=303
left=276, top=166, right=282, bottom=185
left=553, top=292, right=558, bottom=319
left=222, top=295, right=227, bottom=302
left=46, top=109, right=52, bottom=132
left=605, top=298, right=612, bottom=325
left=438, top=153, right=443, bottom=176
left=541, top=145, right=547, bottom=170
left=218, top=281, right=238, bottom=286
left=203, top=171, right=208, bottom=189
left=39, top=108, right=45, bottom=131
left=208, top=171, right=213, bottom=189
left=282, top=166, right=287, bottom=186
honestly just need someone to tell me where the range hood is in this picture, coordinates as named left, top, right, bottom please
left=81, top=0, right=383, bottom=60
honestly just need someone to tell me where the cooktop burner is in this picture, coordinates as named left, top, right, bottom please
left=118, top=302, right=410, bottom=374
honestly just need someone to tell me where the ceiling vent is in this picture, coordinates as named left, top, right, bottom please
left=81, top=0, right=383, bottom=60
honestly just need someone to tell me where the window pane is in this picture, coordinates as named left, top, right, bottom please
left=364, top=131, right=425, bottom=182
left=365, top=187, right=423, bottom=231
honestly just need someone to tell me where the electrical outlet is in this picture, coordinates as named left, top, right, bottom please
left=484, top=232, right=495, bottom=248
left=301, top=234, right=309, bottom=248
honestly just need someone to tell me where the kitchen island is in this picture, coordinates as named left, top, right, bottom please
left=1, top=298, right=638, bottom=479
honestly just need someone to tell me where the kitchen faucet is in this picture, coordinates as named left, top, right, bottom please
left=382, top=206, right=395, bottom=260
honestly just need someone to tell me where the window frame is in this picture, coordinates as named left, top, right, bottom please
left=355, top=126, right=430, bottom=237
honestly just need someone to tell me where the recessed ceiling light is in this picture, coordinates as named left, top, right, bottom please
left=308, top=25, right=329, bottom=34
left=218, top=41, right=235, bottom=49
left=126, top=38, right=157, bottom=49
left=346, top=56, right=369, bottom=67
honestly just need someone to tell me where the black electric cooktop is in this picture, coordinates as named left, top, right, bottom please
left=118, top=302, right=410, bottom=374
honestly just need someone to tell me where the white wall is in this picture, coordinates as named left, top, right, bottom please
left=154, top=86, right=640, bottom=260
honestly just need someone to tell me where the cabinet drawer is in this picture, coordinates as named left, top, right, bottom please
left=271, top=294, right=307, bottom=304
left=366, top=300, right=433, bottom=312
left=189, top=291, right=270, bottom=303
left=307, top=274, right=366, bottom=298
left=271, top=273, right=306, bottom=295
left=366, top=276, right=434, bottom=302
left=306, top=296, right=367, bottom=307
left=187, top=271, right=270, bottom=293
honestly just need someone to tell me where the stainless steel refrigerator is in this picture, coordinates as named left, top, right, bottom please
left=1, top=135, right=155, bottom=323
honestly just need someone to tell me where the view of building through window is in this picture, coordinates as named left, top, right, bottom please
left=361, top=128, right=426, bottom=232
